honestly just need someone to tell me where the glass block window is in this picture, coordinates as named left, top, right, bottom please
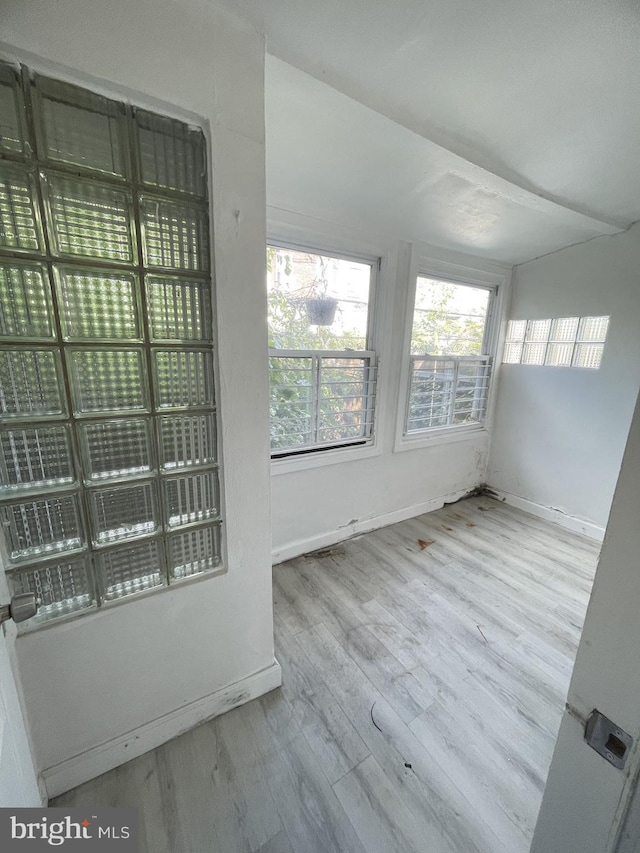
left=503, top=316, right=609, bottom=369
left=0, top=63, right=222, bottom=628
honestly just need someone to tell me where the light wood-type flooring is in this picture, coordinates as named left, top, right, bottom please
left=54, top=497, right=599, bottom=852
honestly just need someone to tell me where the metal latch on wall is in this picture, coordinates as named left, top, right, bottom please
left=585, top=709, right=633, bottom=770
left=0, top=593, right=38, bottom=627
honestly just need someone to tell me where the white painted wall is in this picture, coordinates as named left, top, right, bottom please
left=2, top=0, right=279, bottom=793
left=267, top=206, right=510, bottom=562
left=531, top=386, right=640, bottom=853
left=0, top=617, right=41, bottom=806
left=487, top=224, right=640, bottom=534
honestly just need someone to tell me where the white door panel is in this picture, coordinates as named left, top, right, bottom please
left=616, top=779, right=640, bottom=853
left=531, top=389, right=640, bottom=852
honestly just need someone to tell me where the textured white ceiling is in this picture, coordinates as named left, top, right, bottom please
left=221, top=0, right=640, bottom=261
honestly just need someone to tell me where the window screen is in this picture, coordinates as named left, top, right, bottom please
left=0, top=63, right=222, bottom=626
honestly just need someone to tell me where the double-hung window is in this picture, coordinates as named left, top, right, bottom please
left=267, top=244, right=377, bottom=457
left=403, top=275, right=495, bottom=436
left=0, top=63, right=222, bottom=627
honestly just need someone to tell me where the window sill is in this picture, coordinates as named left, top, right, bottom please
left=394, top=424, right=489, bottom=454
left=271, top=439, right=381, bottom=475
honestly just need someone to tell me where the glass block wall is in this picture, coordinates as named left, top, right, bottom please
left=0, top=63, right=222, bottom=626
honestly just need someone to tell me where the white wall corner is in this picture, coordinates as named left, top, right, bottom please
left=41, top=660, right=282, bottom=801
left=488, top=487, right=606, bottom=542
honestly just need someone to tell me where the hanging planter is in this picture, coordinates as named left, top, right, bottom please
left=305, top=297, right=338, bottom=326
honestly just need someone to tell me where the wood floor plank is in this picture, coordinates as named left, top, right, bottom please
left=409, top=692, right=541, bottom=849
left=55, top=751, right=172, bottom=853
left=207, top=707, right=285, bottom=852
left=255, top=830, right=295, bottom=853
left=358, top=597, right=435, bottom=672
left=236, top=700, right=368, bottom=853
left=297, top=622, right=511, bottom=853
left=273, top=621, right=370, bottom=784
left=333, top=754, right=459, bottom=853
left=54, top=497, right=597, bottom=853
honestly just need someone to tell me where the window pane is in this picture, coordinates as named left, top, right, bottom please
left=525, top=319, right=551, bottom=343
left=159, top=414, right=216, bottom=470
left=97, top=540, right=164, bottom=601
left=411, top=278, right=490, bottom=355
left=0, top=349, right=65, bottom=419
left=549, top=317, right=579, bottom=343
left=522, top=320, right=551, bottom=362
left=505, top=320, right=526, bottom=342
left=578, top=316, right=609, bottom=342
left=1, top=494, right=84, bottom=562
left=147, top=275, right=210, bottom=341
left=453, top=360, right=491, bottom=424
left=45, top=174, right=134, bottom=262
left=0, top=164, right=41, bottom=253
left=36, top=76, right=126, bottom=177
left=0, top=261, right=55, bottom=340
left=407, top=356, right=490, bottom=432
left=317, top=357, right=372, bottom=444
left=267, top=246, right=371, bottom=351
left=0, top=66, right=24, bottom=154
left=90, top=482, right=157, bottom=545
left=573, top=343, right=605, bottom=369
left=269, top=356, right=313, bottom=450
left=56, top=267, right=140, bottom=340
left=137, top=110, right=206, bottom=197
left=503, top=342, right=523, bottom=364
left=69, top=349, right=147, bottom=414
left=0, top=425, right=74, bottom=493
left=545, top=342, right=574, bottom=367
left=407, top=357, right=456, bottom=431
left=521, top=342, right=547, bottom=365
left=164, top=470, right=219, bottom=528
left=79, top=418, right=152, bottom=482
left=141, top=196, right=209, bottom=271
left=7, top=559, right=94, bottom=623
left=154, top=349, right=213, bottom=409
left=169, top=524, right=221, bottom=579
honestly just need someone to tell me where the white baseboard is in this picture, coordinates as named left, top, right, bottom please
left=272, top=487, right=474, bottom=564
left=489, top=488, right=605, bottom=542
left=42, top=659, right=282, bottom=800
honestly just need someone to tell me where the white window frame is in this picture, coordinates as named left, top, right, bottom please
left=267, top=225, right=384, bottom=474
left=394, top=250, right=508, bottom=453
